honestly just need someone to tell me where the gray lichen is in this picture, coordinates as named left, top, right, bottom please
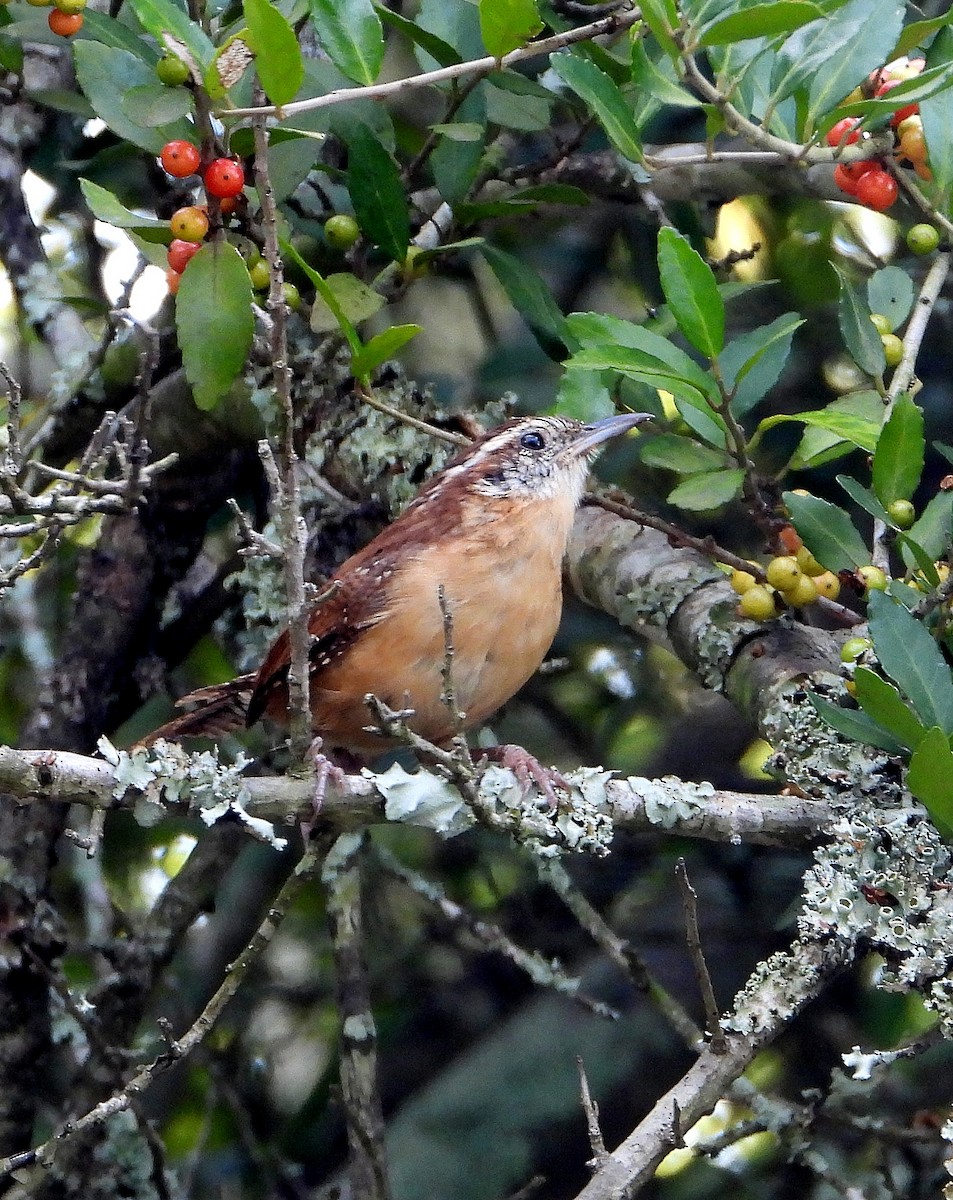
left=97, top=737, right=286, bottom=848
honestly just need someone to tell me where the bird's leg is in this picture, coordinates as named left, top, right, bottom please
left=479, top=744, right=572, bottom=810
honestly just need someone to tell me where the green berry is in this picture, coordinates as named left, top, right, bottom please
left=282, top=282, right=301, bottom=310
left=881, top=333, right=904, bottom=367
left=739, top=586, right=777, bottom=622
left=840, top=636, right=871, bottom=663
left=869, top=312, right=892, bottom=335
left=886, top=498, right=915, bottom=529
left=907, top=223, right=940, bottom=255
left=795, top=545, right=825, bottom=577
left=249, top=259, right=271, bottom=290
left=156, top=55, right=190, bottom=87
left=324, top=214, right=360, bottom=251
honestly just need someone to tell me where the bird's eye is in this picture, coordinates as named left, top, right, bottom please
left=519, top=430, right=546, bottom=451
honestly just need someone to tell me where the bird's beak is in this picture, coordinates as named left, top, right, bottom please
left=568, top=411, right=653, bottom=458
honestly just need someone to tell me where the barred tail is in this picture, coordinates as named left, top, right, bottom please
left=137, top=674, right=257, bottom=747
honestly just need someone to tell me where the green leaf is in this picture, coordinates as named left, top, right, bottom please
left=569, top=346, right=711, bottom=410
left=638, top=0, right=679, bottom=59
left=309, top=0, right=384, bottom=85
left=81, top=8, right=159, bottom=61
left=375, top=5, right=461, bottom=66
left=74, top=42, right=195, bottom=153
left=872, top=394, right=925, bottom=507
left=836, top=474, right=891, bottom=525
left=431, top=88, right=486, bottom=205
left=853, top=666, right=928, bottom=751
left=656, top=228, right=724, bottom=359
left=835, top=265, right=885, bottom=378
left=900, top=492, right=953, bottom=570
left=722, top=313, right=803, bottom=417
left=549, top=51, right=642, bottom=163
left=907, top=726, right=953, bottom=838
left=919, top=27, right=953, bottom=197
left=867, top=267, right=914, bottom=331
left=244, top=0, right=304, bottom=106
left=631, top=38, right=699, bottom=109
left=80, top=179, right=169, bottom=239
left=567, top=312, right=716, bottom=398
left=351, top=324, right=422, bottom=380
left=760, top=405, right=881, bottom=454
left=307, top=272, right=385, bottom=333
left=346, top=124, right=409, bottom=264
left=121, top=83, right=193, bottom=127
left=809, top=692, right=906, bottom=754
left=127, top=0, right=215, bottom=69
left=281, top=240, right=361, bottom=352
left=783, top=491, right=869, bottom=571
left=480, top=243, right=569, bottom=357
left=868, top=589, right=953, bottom=734
left=806, top=0, right=904, bottom=126
left=666, top=468, right=744, bottom=511
left=700, top=1, right=824, bottom=45
left=896, top=12, right=953, bottom=58
left=790, top=390, right=884, bottom=469
left=553, top=369, right=615, bottom=422
left=640, top=434, right=728, bottom=474
left=478, top=0, right=542, bottom=58
left=176, top=241, right=254, bottom=412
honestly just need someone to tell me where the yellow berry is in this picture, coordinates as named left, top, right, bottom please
left=765, top=555, right=802, bottom=591
left=869, top=313, right=892, bottom=335
left=739, top=586, right=777, bottom=622
left=783, top=573, right=819, bottom=607
left=730, top=569, right=758, bottom=595
left=795, top=545, right=825, bottom=576
left=881, top=334, right=904, bottom=367
left=857, top=565, right=888, bottom=592
left=845, top=680, right=857, bottom=696
left=813, top=571, right=841, bottom=600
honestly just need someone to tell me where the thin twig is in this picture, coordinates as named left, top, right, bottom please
left=0, top=844, right=323, bottom=1180
left=356, top=381, right=469, bottom=447
left=674, top=858, right=726, bottom=1054
left=222, top=10, right=641, bottom=120
left=577, top=1056, right=608, bottom=1161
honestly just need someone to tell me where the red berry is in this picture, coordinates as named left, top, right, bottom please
left=48, top=9, right=81, bottom=34
left=854, top=167, right=898, bottom=212
left=204, top=158, right=245, bottom=199
left=169, top=205, right=209, bottom=242
left=160, top=140, right=201, bottom=178
left=833, top=160, right=877, bottom=196
left=875, top=79, right=918, bottom=126
left=826, top=118, right=862, bottom=148
left=167, top=238, right=201, bottom=273
left=166, top=269, right=182, bottom=296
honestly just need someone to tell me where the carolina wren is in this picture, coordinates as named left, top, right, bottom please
left=147, top=412, right=650, bottom=753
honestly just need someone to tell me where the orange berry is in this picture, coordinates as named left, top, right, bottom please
left=48, top=9, right=81, bottom=33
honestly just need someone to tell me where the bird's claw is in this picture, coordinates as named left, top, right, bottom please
left=481, top=744, right=572, bottom=809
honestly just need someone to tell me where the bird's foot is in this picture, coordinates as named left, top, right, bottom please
left=481, top=744, right=572, bottom=810
left=301, top=738, right=351, bottom=838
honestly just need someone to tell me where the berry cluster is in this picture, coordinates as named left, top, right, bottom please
left=10, top=0, right=86, bottom=37
left=828, top=55, right=928, bottom=211
left=729, top=528, right=887, bottom=623
left=158, top=140, right=246, bottom=294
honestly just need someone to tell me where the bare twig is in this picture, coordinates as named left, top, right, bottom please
left=577, top=1057, right=608, bottom=1161
left=356, top=381, right=470, bottom=447
left=0, top=844, right=323, bottom=1180
left=674, top=858, right=726, bottom=1054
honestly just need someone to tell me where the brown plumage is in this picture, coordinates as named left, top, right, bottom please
left=143, top=413, right=649, bottom=753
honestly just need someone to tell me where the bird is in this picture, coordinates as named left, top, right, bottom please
left=143, top=411, right=650, bottom=756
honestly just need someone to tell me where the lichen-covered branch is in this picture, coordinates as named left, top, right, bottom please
left=572, top=936, right=854, bottom=1200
